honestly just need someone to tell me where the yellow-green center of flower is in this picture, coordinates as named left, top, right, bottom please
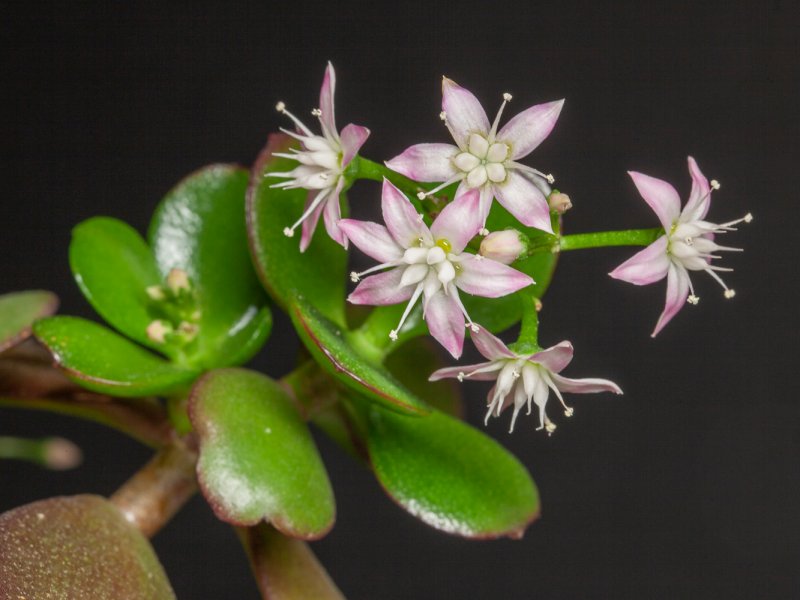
left=435, top=238, right=452, bottom=253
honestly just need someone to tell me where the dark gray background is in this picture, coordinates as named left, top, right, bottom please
left=1, top=1, right=798, bottom=598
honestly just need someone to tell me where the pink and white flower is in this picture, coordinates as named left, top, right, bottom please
left=339, top=179, right=534, bottom=358
left=430, top=327, right=622, bottom=433
left=386, top=77, right=563, bottom=233
left=609, top=157, right=752, bottom=337
left=268, top=62, right=370, bottom=251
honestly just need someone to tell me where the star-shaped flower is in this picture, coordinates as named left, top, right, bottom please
left=609, top=157, right=752, bottom=337
left=386, top=77, right=563, bottom=233
left=430, top=327, right=622, bottom=433
left=339, top=179, right=534, bottom=358
left=268, top=62, right=370, bottom=251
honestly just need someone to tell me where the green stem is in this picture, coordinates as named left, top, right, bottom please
left=558, top=228, right=663, bottom=251
left=512, top=293, right=541, bottom=354
left=353, top=156, right=424, bottom=199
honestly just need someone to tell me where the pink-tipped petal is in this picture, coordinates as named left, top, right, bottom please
left=322, top=181, right=348, bottom=248
left=381, top=179, right=432, bottom=247
left=441, top=77, right=490, bottom=149
left=498, top=99, right=564, bottom=160
left=299, top=190, right=327, bottom=252
left=319, top=62, right=337, bottom=135
left=682, top=156, right=712, bottom=222
left=338, top=219, right=403, bottom=263
left=456, top=255, right=533, bottom=298
left=340, top=123, right=370, bottom=167
left=628, top=171, right=681, bottom=230
left=471, top=327, right=516, bottom=360
left=348, top=269, right=414, bottom=306
left=493, top=173, right=553, bottom=233
left=651, top=261, right=690, bottom=337
left=424, top=290, right=465, bottom=359
left=550, top=373, right=623, bottom=395
left=529, top=341, right=574, bottom=373
left=385, top=143, right=459, bottom=181
left=608, top=236, right=670, bottom=285
left=430, top=188, right=482, bottom=252
left=428, top=361, right=500, bottom=381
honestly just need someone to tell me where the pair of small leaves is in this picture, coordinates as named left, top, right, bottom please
left=34, top=165, right=271, bottom=397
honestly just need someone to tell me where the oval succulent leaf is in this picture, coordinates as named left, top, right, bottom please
left=190, top=368, right=335, bottom=539
left=149, top=165, right=272, bottom=369
left=247, top=133, right=347, bottom=326
left=33, top=316, right=198, bottom=397
left=291, top=297, right=430, bottom=416
left=365, top=405, right=540, bottom=539
left=0, top=290, right=58, bottom=353
left=0, top=495, right=176, bottom=599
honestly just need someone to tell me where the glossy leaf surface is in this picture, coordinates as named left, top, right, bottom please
left=0, top=290, right=58, bottom=353
left=190, top=368, right=335, bottom=539
left=34, top=316, right=198, bottom=397
left=0, top=495, right=175, bottom=599
left=238, top=524, right=346, bottom=600
left=366, top=405, right=539, bottom=538
left=247, top=133, right=347, bottom=325
left=149, top=165, right=272, bottom=369
left=291, top=298, right=429, bottom=416
left=69, top=217, right=165, bottom=353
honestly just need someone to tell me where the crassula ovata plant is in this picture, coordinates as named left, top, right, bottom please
left=0, top=62, right=752, bottom=598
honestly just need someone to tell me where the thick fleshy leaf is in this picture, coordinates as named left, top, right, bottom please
left=291, top=297, right=429, bottom=416
left=33, top=316, right=198, bottom=397
left=0, top=290, right=58, bottom=353
left=248, top=134, right=347, bottom=325
left=238, top=524, right=346, bottom=600
left=365, top=404, right=539, bottom=538
left=0, top=495, right=175, bottom=599
left=190, top=369, right=334, bottom=538
left=149, top=164, right=272, bottom=369
left=69, top=217, right=165, bottom=353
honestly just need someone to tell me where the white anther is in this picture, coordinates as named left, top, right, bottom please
left=503, top=92, right=513, bottom=102
left=511, top=370, right=520, bottom=379
left=724, top=289, right=736, bottom=299
left=545, top=419, right=557, bottom=435
left=417, top=191, right=426, bottom=200
left=439, top=111, right=447, bottom=121
left=479, top=228, right=490, bottom=236
left=311, top=108, right=322, bottom=117
left=457, top=371, right=465, bottom=382
left=685, top=237, right=694, bottom=246
left=319, top=173, right=329, bottom=180
left=545, top=174, right=555, bottom=184
left=710, top=179, right=721, bottom=190
left=564, top=407, right=574, bottom=417
left=744, top=213, right=753, bottom=223
left=687, top=294, right=700, bottom=305
left=474, top=254, right=485, bottom=261
left=275, top=101, right=286, bottom=112
left=470, top=323, right=479, bottom=332
left=350, top=271, right=360, bottom=283
left=283, top=227, right=294, bottom=237
left=417, top=213, right=424, bottom=221
left=389, top=330, right=399, bottom=341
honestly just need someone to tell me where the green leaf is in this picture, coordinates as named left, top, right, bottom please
left=190, top=368, right=335, bottom=539
left=0, top=290, right=58, bottom=353
left=238, top=524, right=346, bottom=600
left=291, top=298, right=430, bottom=416
left=69, top=217, right=165, bottom=353
left=0, top=495, right=175, bottom=599
left=365, top=405, right=539, bottom=538
left=247, top=133, right=347, bottom=325
left=33, top=316, right=198, bottom=397
left=149, top=165, right=272, bottom=369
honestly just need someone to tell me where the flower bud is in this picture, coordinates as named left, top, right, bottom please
left=166, top=268, right=191, bottom=294
left=479, top=229, right=528, bottom=265
left=548, top=190, right=572, bottom=214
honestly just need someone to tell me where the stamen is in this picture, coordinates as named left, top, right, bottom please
left=439, top=111, right=447, bottom=121
left=474, top=254, right=484, bottom=261
left=283, top=227, right=294, bottom=238
left=488, top=92, right=513, bottom=140
left=687, top=295, right=700, bottom=305
left=350, top=271, right=359, bottom=283
left=275, top=101, right=286, bottom=112
left=511, top=370, right=520, bottom=379
left=711, top=179, right=721, bottom=190
left=704, top=267, right=734, bottom=295
left=564, top=407, right=574, bottom=417
left=457, top=371, right=465, bottom=382
left=390, top=282, right=425, bottom=342
left=283, top=188, right=329, bottom=238
left=417, top=172, right=467, bottom=199
left=275, top=105, right=314, bottom=137
left=744, top=212, right=753, bottom=223
left=479, top=228, right=490, bottom=236
left=311, top=108, right=322, bottom=117
left=545, top=173, right=555, bottom=184
left=724, top=289, right=736, bottom=299
left=545, top=417, right=557, bottom=435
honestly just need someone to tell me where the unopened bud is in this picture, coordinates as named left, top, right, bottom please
left=43, top=437, right=83, bottom=470
left=146, top=320, right=172, bottom=343
left=166, top=268, right=191, bottom=294
left=548, top=191, right=572, bottom=215
left=479, top=229, right=528, bottom=265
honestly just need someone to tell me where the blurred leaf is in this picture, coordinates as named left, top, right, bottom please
left=365, top=404, right=539, bottom=539
left=149, top=165, right=272, bottom=369
left=0, top=290, right=58, bottom=353
left=247, top=133, right=347, bottom=325
left=190, top=368, right=335, bottom=538
left=238, top=523, right=346, bottom=600
left=34, top=316, right=198, bottom=397
left=69, top=217, right=167, bottom=354
left=0, top=495, right=175, bottom=599
left=291, top=297, right=430, bottom=416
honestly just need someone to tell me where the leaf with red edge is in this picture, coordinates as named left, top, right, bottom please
left=190, top=368, right=335, bottom=539
left=0, top=290, right=58, bottom=353
left=0, top=495, right=175, bottom=599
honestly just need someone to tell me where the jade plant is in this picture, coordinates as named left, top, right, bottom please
left=0, top=63, right=751, bottom=598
